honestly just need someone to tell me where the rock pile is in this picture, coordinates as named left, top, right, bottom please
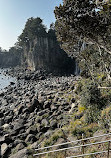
left=0, top=69, right=79, bottom=158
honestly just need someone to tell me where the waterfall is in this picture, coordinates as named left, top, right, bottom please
left=75, top=60, right=80, bottom=75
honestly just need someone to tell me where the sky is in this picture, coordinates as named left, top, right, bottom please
left=0, top=0, right=63, bottom=50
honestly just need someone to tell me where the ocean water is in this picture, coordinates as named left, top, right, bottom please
left=0, top=69, right=16, bottom=91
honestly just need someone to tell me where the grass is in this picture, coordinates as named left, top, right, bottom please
left=42, top=129, right=63, bottom=148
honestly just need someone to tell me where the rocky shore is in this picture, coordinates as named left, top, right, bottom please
left=0, top=68, right=80, bottom=158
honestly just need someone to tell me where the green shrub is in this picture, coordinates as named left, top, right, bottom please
left=100, top=106, right=111, bottom=132
left=85, top=106, right=100, bottom=124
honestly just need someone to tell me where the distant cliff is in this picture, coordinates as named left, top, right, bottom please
left=0, top=49, right=21, bottom=68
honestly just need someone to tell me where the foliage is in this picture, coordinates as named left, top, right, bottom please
left=78, top=104, right=86, bottom=113
left=55, top=1, right=111, bottom=134
left=70, top=118, right=99, bottom=138
left=48, top=23, right=57, bottom=40
left=9, top=46, right=23, bottom=54
left=18, top=17, right=58, bottom=48
left=85, top=106, right=100, bottom=124
left=42, top=130, right=63, bottom=147
left=100, top=106, right=111, bottom=131
left=55, top=0, right=111, bottom=57
left=18, top=17, right=47, bottom=46
left=54, top=0, right=111, bottom=83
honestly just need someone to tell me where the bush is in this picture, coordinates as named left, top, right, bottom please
left=100, top=106, right=111, bottom=132
left=85, top=106, right=100, bottom=124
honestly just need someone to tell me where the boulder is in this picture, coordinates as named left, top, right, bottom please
left=5, top=116, right=13, bottom=123
left=9, top=148, right=28, bottom=158
left=26, top=126, right=37, bottom=135
left=15, top=143, right=26, bottom=152
left=12, top=120, right=26, bottom=135
left=13, top=139, right=24, bottom=147
left=25, top=134, right=37, bottom=144
left=0, top=134, right=12, bottom=144
left=0, top=112, right=4, bottom=118
left=2, top=124, right=10, bottom=130
left=0, top=118, right=4, bottom=126
left=10, top=82, right=15, bottom=85
left=41, top=119, right=49, bottom=127
left=29, top=142, right=38, bottom=149
left=50, top=120, right=57, bottom=129
left=27, top=98, right=39, bottom=112
left=40, top=126, right=49, bottom=133
left=51, top=104, right=57, bottom=111
left=43, top=100, right=51, bottom=109
left=1, top=143, right=9, bottom=157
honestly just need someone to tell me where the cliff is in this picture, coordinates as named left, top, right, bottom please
left=17, top=17, right=78, bottom=75
left=22, top=37, right=77, bottom=75
left=0, top=51, right=21, bottom=68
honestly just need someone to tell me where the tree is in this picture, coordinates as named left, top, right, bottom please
left=54, top=0, right=111, bottom=81
left=18, top=17, right=47, bottom=46
left=54, top=0, right=111, bottom=56
left=9, top=46, right=22, bottom=54
left=48, top=23, right=57, bottom=40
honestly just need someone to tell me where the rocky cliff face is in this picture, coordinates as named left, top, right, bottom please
left=0, top=52, right=21, bottom=68
left=22, top=37, right=76, bottom=75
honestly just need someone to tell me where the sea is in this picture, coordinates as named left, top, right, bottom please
left=0, top=68, right=16, bottom=91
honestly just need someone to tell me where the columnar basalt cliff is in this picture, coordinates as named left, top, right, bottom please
left=22, top=37, right=76, bottom=74
left=0, top=17, right=79, bottom=74
left=18, top=17, right=78, bottom=75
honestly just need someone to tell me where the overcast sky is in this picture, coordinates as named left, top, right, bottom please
left=0, top=0, right=62, bottom=50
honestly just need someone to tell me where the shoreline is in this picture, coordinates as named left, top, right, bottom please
left=0, top=67, right=80, bottom=157
left=0, top=68, right=16, bottom=91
